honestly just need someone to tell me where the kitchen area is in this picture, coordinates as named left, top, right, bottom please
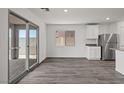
left=85, top=22, right=124, bottom=76
left=85, top=24, right=118, bottom=61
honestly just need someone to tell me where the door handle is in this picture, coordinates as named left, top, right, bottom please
left=11, top=47, right=20, bottom=49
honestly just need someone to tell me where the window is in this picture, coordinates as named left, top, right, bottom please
left=56, top=31, right=75, bottom=46
left=56, top=31, right=65, bottom=46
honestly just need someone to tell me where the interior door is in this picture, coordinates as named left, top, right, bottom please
left=28, top=24, right=38, bottom=68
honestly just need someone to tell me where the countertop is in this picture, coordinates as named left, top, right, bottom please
left=110, top=48, right=124, bottom=51
left=86, top=45, right=101, bottom=47
left=85, top=44, right=100, bottom=47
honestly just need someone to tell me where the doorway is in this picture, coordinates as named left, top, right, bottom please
left=8, top=12, right=39, bottom=83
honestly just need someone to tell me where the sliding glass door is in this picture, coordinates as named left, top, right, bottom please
left=9, top=12, right=39, bottom=83
left=9, top=14, right=27, bottom=83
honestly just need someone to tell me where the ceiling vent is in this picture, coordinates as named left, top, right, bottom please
left=85, top=23, right=99, bottom=25
left=41, top=8, right=50, bottom=12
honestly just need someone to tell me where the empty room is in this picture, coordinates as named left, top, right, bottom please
left=1, top=8, right=124, bottom=84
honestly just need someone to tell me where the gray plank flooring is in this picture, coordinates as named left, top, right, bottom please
left=9, top=59, right=37, bottom=82
left=18, top=58, right=124, bottom=84
left=9, top=59, right=26, bottom=82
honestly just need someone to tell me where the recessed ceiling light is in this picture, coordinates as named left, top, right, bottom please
left=106, top=17, right=110, bottom=20
left=64, top=9, right=68, bottom=13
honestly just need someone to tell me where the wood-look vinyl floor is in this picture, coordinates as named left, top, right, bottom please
left=9, top=59, right=37, bottom=82
left=18, top=58, right=124, bottom=84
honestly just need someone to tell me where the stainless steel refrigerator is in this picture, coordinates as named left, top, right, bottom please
left=98, top=34, right=118, bottom=60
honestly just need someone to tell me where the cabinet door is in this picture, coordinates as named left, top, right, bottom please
left=86, top=26, right=92, bottom=39
left=86, top=25, right=99, bottom=39
left=86, top=47, right=101, bottom=60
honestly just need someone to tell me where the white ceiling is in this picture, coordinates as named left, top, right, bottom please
left=29, top=8, right=124, bottom=24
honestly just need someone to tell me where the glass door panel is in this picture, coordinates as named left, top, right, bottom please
left=29, top=24, right=38, bottom=68
left=9, top=14, right=27, bottom=83
left=9, top=26, right=26, bottom=82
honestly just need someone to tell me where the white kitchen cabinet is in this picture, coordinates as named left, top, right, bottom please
left=86, top=25, right=99, bottom=39
left=86, top=46, right=101, bottom=60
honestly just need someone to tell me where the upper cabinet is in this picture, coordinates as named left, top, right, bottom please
left=86, top=25, right=99, bottom=39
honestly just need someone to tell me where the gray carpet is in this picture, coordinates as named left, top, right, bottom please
left=18, top=58, right=124, bottom=84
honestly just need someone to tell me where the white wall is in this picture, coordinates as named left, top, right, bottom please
left=47, top=24, right=86, bottom=57
left=0, top=8, right=46, bottom=83
left=99, top=22, right=117, bottom=34
left=46, top=23, right=119, bottom=58
left=39, top=23, right=46, bottom=61
left=0, top=9, right=9, bottom=83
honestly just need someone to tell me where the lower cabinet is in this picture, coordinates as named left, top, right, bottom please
left=86, top=46, right=101, bottom=60
left=115, top=50, right=124, bottom=75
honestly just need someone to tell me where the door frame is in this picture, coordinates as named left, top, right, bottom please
left=28, top=23, right=39, bottom=69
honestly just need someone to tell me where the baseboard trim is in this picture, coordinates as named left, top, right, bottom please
left=39, top=58, right=47, bottom=64
left=47, top=57, right=86, bottom=59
